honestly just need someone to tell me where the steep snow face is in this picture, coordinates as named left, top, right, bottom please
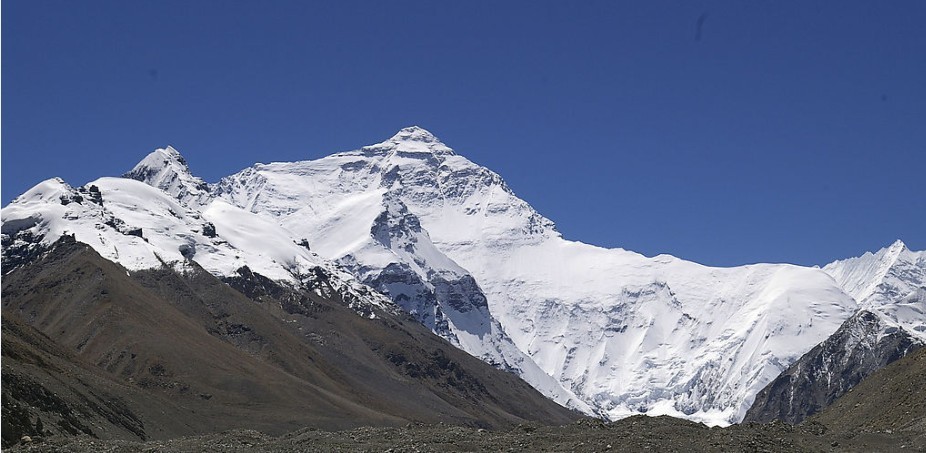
left=214, top=126, right=864, bottom=425
left=124, top=146, right=212, bottom=207
left=824, top=240, right=926, bottom=341
left=453, top=237, right=855, bottom=425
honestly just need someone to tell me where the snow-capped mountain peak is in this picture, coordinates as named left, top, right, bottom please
left=824, top=240, right=920, bottom=303
left=890, top=238, right=908, bottom=250
left=879, top=239, right=910, bottom=268
left=124, top=145, right=211, bottom=206
left=126, top=145, right=189, bottom=177
left=390, top=125, right=444, bottom=144
left=2, top=155, right=397, bottom=319
left=209, top=128, right=869, bottom=425
left=364, top=126, right=455, bottom=156
left=746, top=238, right=925, bottom=424
left=823, top=240, right=926, bottom=341
left=8, top=177, right=73, bottom=205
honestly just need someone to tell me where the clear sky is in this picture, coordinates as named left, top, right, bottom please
left=3, top=1, right=924, bottom=267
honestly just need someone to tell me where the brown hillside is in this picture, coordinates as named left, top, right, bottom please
left=1, top=237, right=577, bottom=448
left=809, top=346, right=926, bottom=449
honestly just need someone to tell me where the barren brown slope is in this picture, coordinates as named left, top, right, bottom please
left=2, top=236, right=408, bottom=439
left=1, top=315, right=203, bottom=446
left=1, top=237, right=577, bottom=447
left=127, top=248, right=579, bottom=428
left=809, top=345, right=926, bottom=448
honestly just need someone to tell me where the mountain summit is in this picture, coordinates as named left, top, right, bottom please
left=823, top=240, right=926, bottom=341
left=391, top=125, right=443, bottom=143
left=363, top=125, right=455, bottom=156
left=124, top=146, right=211, bottom=206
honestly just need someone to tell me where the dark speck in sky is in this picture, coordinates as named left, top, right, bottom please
left=695, top=12, right=709, bottom=42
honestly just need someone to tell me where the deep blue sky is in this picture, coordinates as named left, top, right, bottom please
left=3, top=1, right=925, bottom=266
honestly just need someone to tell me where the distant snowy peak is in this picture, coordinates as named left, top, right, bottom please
left=360, top=126, right=455, bottom=156
left=824, top=240, right=923, bottom=303
left=124, top=146, right=211, bottom=206
left=823, top=240, right=909, bottom=301
left=216, top=126, right=559, bottom=249
left=824, top=240, right=926, bottom=340
left=745, top=243, right=925, bottom=425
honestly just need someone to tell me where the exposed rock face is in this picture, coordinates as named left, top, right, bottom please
left=744, top=310, right=923, bottom=424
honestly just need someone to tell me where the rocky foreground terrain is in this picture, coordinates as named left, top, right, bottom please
left=6, top=415, right=922, bottom=453
left=9, top=346, right=926, bottom=452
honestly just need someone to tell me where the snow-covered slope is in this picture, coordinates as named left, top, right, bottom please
left=0, top=176, right=392, bottom=319
left=212, top=127, right=876, bottom=425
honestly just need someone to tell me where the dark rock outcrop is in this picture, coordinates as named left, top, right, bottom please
left=745, top=310, right=923, bottom=424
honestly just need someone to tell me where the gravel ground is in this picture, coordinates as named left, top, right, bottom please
left=8, top=415, right=923, bottom=452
